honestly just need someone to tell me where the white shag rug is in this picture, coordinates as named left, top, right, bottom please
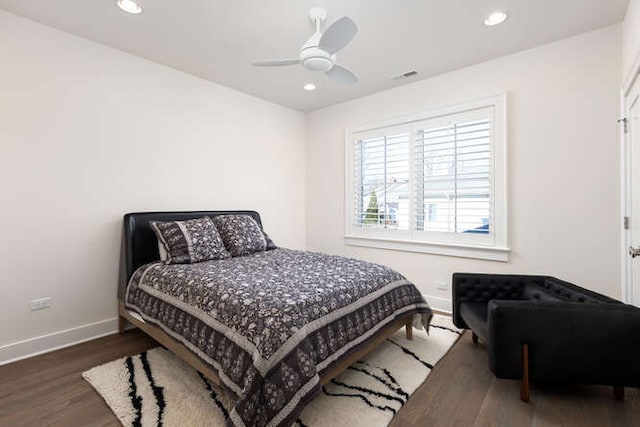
left=83, top=314, right=461, bottom=426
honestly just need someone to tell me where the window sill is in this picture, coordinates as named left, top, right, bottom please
left=344, top=235, right=510, bottom=262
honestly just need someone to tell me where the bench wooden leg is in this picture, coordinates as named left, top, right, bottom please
left=405, top=322, right=413, bottom=340
left=471, top=331, right=478, bottom=344
left=613, top=386, right=624, bottom=400
left=521, top=343, right=530, bottom=402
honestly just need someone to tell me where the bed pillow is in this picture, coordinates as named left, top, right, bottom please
left=157, top=240, right=169, bottom=261
left=264, top=232, right=277, bottom=251
left=213, top=214, right=270, bottom=257
left=151, top=216, right=230, bottom=264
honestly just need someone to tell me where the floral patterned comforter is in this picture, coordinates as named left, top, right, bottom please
left=125, top=248, right=432, bottom=426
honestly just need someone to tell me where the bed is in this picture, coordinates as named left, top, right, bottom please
left=118, top=210, right=432, bottom=426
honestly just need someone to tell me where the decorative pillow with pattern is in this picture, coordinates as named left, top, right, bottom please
left=213, top=215, right=269, bottom=257
left=151, top=216, right=230, bottom=264
left=264, top=232, right=277, bottom=251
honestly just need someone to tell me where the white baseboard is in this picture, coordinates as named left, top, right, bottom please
left=424, top=294, right=452, bottom=314
left=0, top=317, right=119, bottom=366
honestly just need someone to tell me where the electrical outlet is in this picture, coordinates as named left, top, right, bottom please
left=30, top=297, right=52, bottom=311
left=435, top=281, right=448, bottom=291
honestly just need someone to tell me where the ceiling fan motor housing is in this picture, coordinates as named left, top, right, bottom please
left=300, top=47, right=333, bottom=72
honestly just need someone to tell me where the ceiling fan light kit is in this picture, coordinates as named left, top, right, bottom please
left=300, top=48, right=333, bottom=72
left=252, top=7, right=359, bottom=85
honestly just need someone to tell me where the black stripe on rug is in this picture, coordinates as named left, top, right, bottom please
left=380, top=367, right=406, bottom=398
left=198, top=372, right=230, bottom=420
left=330, top=379, right=405, bottom=405
left=140, top=351, right=166, bottom=426
left=322, top=385, right=397, bottom=415
left=386, top=340, right=434, bottom=369
left=125, top=356, right=143, bottom=427
left=348, top=363, right=408, bottom=401
left=431, top=324, right=462, bottom=335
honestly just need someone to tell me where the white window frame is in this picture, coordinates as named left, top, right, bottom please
left=344, top=95, right=509, bottom=262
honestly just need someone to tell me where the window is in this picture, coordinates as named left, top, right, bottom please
left=353, top=127, right=410, bottom=232
left=345, top=96, right=508, bottom=261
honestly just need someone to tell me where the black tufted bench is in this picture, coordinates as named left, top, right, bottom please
left=452, top=273, right=640, bottom=402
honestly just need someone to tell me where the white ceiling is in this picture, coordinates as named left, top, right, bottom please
left=0, top=0, right=629, bottom=112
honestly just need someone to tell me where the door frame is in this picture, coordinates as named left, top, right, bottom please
left=621, top=51, right=640, bottom=304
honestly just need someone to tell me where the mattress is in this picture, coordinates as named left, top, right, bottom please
left=125, top=248, right=432, bottom=426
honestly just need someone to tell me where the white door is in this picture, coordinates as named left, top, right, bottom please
left=625, top=75, right=640, bottom=306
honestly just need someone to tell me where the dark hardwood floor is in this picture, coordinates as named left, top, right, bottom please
left=0, top=331, right=156, bottom=427
left=390, top=334, right=640, bottom=427
left=1, top=327, right=638, bottom=426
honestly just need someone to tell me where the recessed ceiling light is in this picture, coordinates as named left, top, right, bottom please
left=117, top=0, right=143, bottom=15
left=303, top=83, right=316, bottom=91
left=484, top=11, right=507, bottom=27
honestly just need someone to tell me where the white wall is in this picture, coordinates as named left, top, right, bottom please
left=0, top=9, right=625, bottom=364
left=306, top=25, right=622, bottom=311
left=0, top=11, right=306, bottom=363
left=623, top=0, right=640, bottom=80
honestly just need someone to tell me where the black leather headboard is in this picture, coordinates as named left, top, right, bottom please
left=118, top=210, right=263, bottom=300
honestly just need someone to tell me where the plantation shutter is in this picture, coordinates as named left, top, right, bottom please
left=414, top=107, right=493, bottom=235
left=353, top=128, right=410, bottom=230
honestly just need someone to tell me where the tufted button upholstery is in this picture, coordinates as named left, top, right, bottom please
left=451, top=272, right=640, bottom=393
left=453, top=275, right=525, bottom=306
left=452, top=273, right=620, bottom=330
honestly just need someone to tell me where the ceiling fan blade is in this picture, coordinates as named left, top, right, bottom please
left=318, top=16, right=358, bottom=54
left=326, top=64, right=358, bottom=85
left=251, top=59, right=300, bottom=67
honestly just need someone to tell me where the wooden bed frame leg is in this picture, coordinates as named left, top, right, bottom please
left=613, top=386, right=624, bottom=400
left=471, top=331, right=478, bottom=344
left=521, top=343, right=530, bottom=402
left=405, top=322, right=413, bottom=340
left=118, top=315, right=127, bottom=334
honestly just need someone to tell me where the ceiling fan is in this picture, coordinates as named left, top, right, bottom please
left=251, top=7, right=359, bottom=85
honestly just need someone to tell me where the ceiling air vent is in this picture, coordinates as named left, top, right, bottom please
left=390, top=70, right=418, bottom=81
